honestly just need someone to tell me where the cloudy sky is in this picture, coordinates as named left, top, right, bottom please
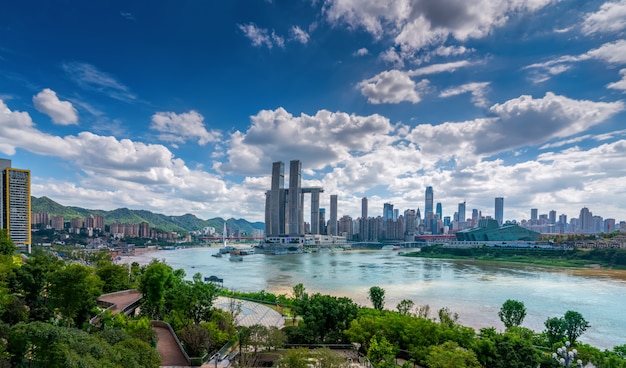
left=1, top=0, right=625, bottom=224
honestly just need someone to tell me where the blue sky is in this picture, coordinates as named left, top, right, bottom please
left=1, top=0, right=625, bottom=224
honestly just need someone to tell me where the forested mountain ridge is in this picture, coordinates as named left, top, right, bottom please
left=31, top=196, right=264, bottom=233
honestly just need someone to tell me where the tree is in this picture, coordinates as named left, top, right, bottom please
left=293, top=293, right=358, bottom=343
left=293, top=283, right=306, bottom=301
left=563, top=310, right=590, bottom=344
left=168, top=272, right=218, bottom=325
left=274, top=347, right=310, bottom=368
left=369, top=286, right=385, bottom=311
left=544, top=311, right=590, bottom=346
left=179, top=324, right=211, bottom=357
left=314, top=347, right=346, bottom=368
left=425, top=341, right=481, bottom=368
left=545, top=316, right=567, bottom=346
left=438, top=307, right=459, bottom=327
left=367, top=335, right=396, bottom=368
left=15, top=254, right=63, bottom=321
left=48, top=263, right=103, bottom=327
left=95, top=263, right=130, bottom=293
left=396, top=299, right=414, bottom=315
left=139, top=260, right=175, bottom=320
left=0, top=230, right=16, bottom=256
left=498, top=299, right=527, bottom=329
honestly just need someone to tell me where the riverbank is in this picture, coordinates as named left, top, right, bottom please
left=402, top=245, right=626, bottom=271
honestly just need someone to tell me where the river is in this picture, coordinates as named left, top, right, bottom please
left=121, top=246, right=626, bottom=350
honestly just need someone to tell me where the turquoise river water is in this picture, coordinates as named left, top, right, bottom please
left=122, top=247, right=626, bottom=350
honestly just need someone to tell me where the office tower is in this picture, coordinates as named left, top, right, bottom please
left=1, top=159, right=31, bottom=252
left=558, top=214, right=568, bottom=234
left=549, top=210, right=557, bottom=224
left=424, top=186, right=433, bottom=219
left=605, top=218, right=616, bottom=233
left=310, top=188, right=321, bottom=234
left=530, top=208, right=538, bottom=222
left=415, top=208, right=421, bottom=226
left=579, top=207, right=592, bottom=233
left=436, top=202, right=442, bottom=221
left=329, top=194, right=337, bottom=236
left=458, top=201, right=466, bottom=227
left=495, top=197, right=504, bottom=225
left=319, top=208, right=326, bottom=234
left=288, top=160, right=303, bottom=235
left=361, top=197, right=368, bottom=219
left=267, top=161, right=285, bottom=236
left=383, top=203, right=393, bottom=228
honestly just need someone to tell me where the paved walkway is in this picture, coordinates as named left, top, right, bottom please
left=98, top=289, right=143, bottom=314
left=153, top=324, right=191, bottom=367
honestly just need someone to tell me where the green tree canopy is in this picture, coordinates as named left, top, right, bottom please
left=49, top=263, right=102, bottom=327
left=425, top=341, right=481, bottom=368
left=0, top=229, right=17, bottom=256
left=498, top=299, right=527, bottom=329
left=368, top=286, right=385, bottom=311
left=139, top=260, right=176, bottom=320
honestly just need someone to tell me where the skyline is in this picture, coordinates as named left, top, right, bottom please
left=1, top=1, right=626, bottom=223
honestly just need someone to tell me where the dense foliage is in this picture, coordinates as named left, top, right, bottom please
left=412, top=245, right=626, bottom=268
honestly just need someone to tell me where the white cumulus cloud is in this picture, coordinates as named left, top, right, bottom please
left=32, top=88, right=78, bottom=125
left=150, top=110, right=221, bottom=146
left=582, top=0, right=626, bottom=35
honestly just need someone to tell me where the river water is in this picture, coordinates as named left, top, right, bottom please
left=122, top=247, right=626, bottom=350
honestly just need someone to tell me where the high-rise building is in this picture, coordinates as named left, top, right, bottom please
left=383, top=203, right=393, bottom=229
left=288, top=160, right=303, bottom=235
left=495, top=197, right=504, bottom=225
left=361, top=197, right=368, bottom=219
left=1, top=158, right=31, bottom=252
left=579, top=207, right=593, bottom=234
left=264, top=160, right=332, bottom=238
left=310, top=188, right=321, bottom=235
left=267, top=161, right=285, bottom=236
left=329, top=194, right=337, bottom=236
left=530, top=208, right=538, bottom=222
left=436, top=202, right=442, bottom=221
left=457, top=201, right=466, bottom=229
left=425, top=186, right=433, bottom=219
left=549, top=210, right=557, bottom=224
left=318, top=208, right=326, bottom=234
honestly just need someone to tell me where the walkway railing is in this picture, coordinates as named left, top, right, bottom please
left=151, top=320, right=191, bottom=366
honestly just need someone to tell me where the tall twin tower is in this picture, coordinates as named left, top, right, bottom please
left=265, top=160, right=337, bottom=237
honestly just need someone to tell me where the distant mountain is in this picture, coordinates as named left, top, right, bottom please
left=31, top=196, right=264, bottom=234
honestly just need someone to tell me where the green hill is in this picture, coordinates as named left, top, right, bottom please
left=31, top=196, right=264, bottom=234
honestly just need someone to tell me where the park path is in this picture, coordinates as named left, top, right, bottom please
left=153, top=324, right=191, bottom=367
left=98, top=289, right=142, bottom=314
left=98, top=290, right=191, bottom=367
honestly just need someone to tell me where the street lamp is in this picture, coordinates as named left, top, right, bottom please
left=552, top=341, right=583, bottom=368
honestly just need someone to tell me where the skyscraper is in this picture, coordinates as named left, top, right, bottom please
left=329, top=194, right=337, bottom=236
left=548, top=210, right=556, bottom=224
left=1, top=158, right=31, bottom=252
left=361, top=197, right=368, bottom=219
left=436, top=202, right=442, bottom=220
left=383, top=203, right=393, bottom=229
left=288, top=160, right=302, bottom=235
left=425, top=186, right=433, bottom=219
left=267, top=161, right=285, bottom=236
left=495, top=197, right=504, bottom=225
left=457, top=201, right=466, bottom=229
left=530, top=208, right=538, bottom=222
